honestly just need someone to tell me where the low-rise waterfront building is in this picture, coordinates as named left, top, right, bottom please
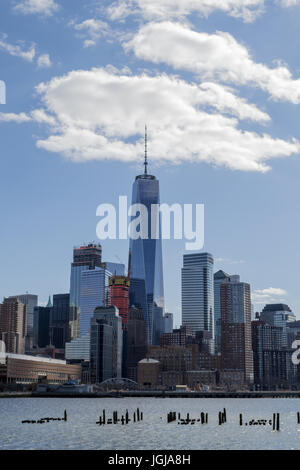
left=0, top=353, right=81, bottom=385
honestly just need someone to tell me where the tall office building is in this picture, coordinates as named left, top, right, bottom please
left=33, top=305, right=51, bottom=348
left=214, top=271, right=240, bottom=353
left=128, top=135, right=164, bottom=345
left=181, top=252, right=214, bottom=338
left=109, top=276, right=130, bottom=329
left=69, top=243, right=103, bottom=340
left=221, top=279, right=254, bottom=384
left=9, top=294, right=38, bottom=352
left=214, top=270, right=230, bottom=353
left=90, top=306, right=123, bottom=382
left=66, top=266, right=111, bottom=361
left=0, top=297, right=26, bottom=354
left=251, top=320, right=293, bottom=389
left=50, top=294, right=70, bottom=349
left=109, top=276, right=130, bottom=377
left=79, top=268, right=109, bottom=337
left=259, top=304, right=296, bottom=347
left=163, top=313, right=174, bottom=334
left=127, top=306, right=147, bottom=382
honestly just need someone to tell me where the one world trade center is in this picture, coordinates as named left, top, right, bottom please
left=128, top=129, right=164, bottom=345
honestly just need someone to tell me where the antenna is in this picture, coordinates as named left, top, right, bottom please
left=144, top=125, right=148, bottom=175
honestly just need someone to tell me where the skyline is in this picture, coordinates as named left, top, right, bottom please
left=1, top=1, right=300, bottom=327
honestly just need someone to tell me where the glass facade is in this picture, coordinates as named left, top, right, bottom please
left=69, top=264, right=89, bottom=339
left=182, top=252, right=214, bottom=338
left=79, top=267, right=110, bottom=337
left=128, top=173, right=164, bottom=345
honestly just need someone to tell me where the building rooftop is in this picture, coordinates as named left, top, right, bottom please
left=0, top=353, right=66, bottom=365
left=138, top=358, right=159, bottom=364
left=262, top=304, right=292, bottom=313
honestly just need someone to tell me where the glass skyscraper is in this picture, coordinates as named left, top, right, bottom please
left=69, top=244, right=103, bottom=340
left=181, top=252, right=214, bottom=339
left=79, top=267, right=109, bottom=337
left=128, top=149, right=164, bottom=345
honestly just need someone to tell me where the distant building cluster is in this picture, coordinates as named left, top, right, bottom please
left=0, top=159, right=299, bottom=392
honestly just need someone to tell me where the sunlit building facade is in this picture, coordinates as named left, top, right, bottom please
left=128, top=160, right=164, bottom=345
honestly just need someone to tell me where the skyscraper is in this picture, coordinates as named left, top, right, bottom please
left=128, top=134, right=164, bottom=345
left=181, top=252, right=214, bottom=338
left=251, top=320, right=293, bottom=389
left=214, top=270, right=230, bottom=353
left=163, top=312, right=174, bottom=334
left=0, top=297, right=26, bottom=354
left=259, top=304, right=296, bottom=347
left=221, top=278, right=254, bottom=384
left=109, top=275, right=130, bottom=377
left=50, top=294, right=70, bottom=349
left=127, top=306, right=147, bottom=382
left=69, top=243, right=103, bottom=340
left=79, top=267, right=110, bottom=336
left=9, top=294, right=38, bottom=352
left=33, top=305, right=51, bottom=348
left=109, top=276, right=130, bottom=329
left=66, top=266, right=111, bottom=361
left=90, top=306, right=123, bottom=382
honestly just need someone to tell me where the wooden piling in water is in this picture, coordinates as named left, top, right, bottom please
left=239, top=414, right=243, bottom=426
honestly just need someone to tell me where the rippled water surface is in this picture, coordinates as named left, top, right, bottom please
left=1, top=398, right=300, bottom=450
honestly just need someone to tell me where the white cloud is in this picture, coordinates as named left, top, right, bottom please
left=0, top=35, right=35, bottom=62
left=0, top=112, right=32, bottom=123
left=31, top=108, right=56, bottom=125
left=107, top=0, right=265, bottom=23
left=37, top=53, right=52, bottom=68
left=19, top=67, right=299, bottom=172
left=215, top=257, right=245, bottom=264
left=125, top=21, right=300, bottom=103
left=279, top=0, right=300, bottom=6
left=194, top=82, right=270, bottom=122
left=0, top=109, right=56, bottom=125
left=71, top=19, right=110, bottom=47
left=14, top=0, right=59, bottom=16
left=252, top=287, right=288, bottom=304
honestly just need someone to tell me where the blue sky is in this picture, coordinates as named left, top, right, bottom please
left=1, top=0, right=300, bottom=326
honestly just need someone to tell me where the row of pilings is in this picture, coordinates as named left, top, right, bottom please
left=96, top=408, right=143, bottom=426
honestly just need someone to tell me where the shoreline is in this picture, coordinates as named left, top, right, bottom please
left=1, top=391, right=300, bottom=399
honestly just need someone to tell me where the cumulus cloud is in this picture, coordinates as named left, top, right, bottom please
left=252, top=287, right=288, bottom=304
left=13, top=67, right=296, bottom=172
left=0, top=112, right=32, bottom=123
left=0, top=109, right=56, bottom=125
left=125, top=22, right=300, bottom=103
left=37, top=53, right=52, bottom=68
left=71, top=19, right=111, bottom=47
left=107, top=0, right=265, bottom=23
left=14, top=0, right=59, bottom=16
left=0, top=35, right=35, bottom=62
left=279, top=0, right=300, bottom=6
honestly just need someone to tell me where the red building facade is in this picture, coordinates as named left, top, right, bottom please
left=109, top=276, right=130, bottom=329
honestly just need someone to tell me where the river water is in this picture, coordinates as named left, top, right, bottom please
left=0, top=397, right=300, bottom=450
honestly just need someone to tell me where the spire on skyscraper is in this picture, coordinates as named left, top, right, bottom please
left=144, top=125, right=148, bottom=175
left=46, top=296, right=52, bottom=308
